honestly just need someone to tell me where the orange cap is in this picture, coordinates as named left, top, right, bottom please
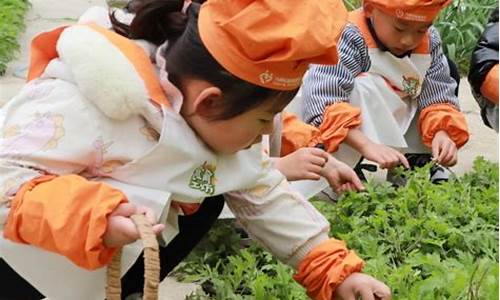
left=198, top=0, right=348, bottom=91
left=364, top=0, right=451, bottom=22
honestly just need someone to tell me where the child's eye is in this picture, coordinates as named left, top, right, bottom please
left=259, top=119, right=272, bottom=124
left=395, top=27, right=405, bottom=32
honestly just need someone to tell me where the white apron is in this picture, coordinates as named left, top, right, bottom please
left=334, top=48, right=433, bottom=163
left=290, top=48, right=432, bottom=200
left=1, top=103, right=266, bottom=300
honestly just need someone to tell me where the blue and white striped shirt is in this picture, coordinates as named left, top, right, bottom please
left=302, top=23, right=459, bottom=126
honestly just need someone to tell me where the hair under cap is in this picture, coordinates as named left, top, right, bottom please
left=198, top=0, right=348, bottom=91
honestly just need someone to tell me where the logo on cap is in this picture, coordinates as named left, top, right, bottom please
left=394, top=8, right=427, bottom=22
left=260, top=70, right=274, bottom=84
left=395, top=9, right=405, bottom=18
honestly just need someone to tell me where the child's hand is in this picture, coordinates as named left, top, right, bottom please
left=334, top=272, right=391, bottom=300
left=345, top=128, right=409, bottom=170
left=431, top=130, right=457, bottom=167
left=275, top=148, right=329, bottom=181
left=321, top=155, right=364, bottom=193
left=359, top=142, right=409, bottom=170
left=103, top=203, right=165, bottom=248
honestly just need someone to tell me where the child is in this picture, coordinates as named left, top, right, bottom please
left=301, top=0, right=470, bottom=181
left=125, top=0, right=364, bottom=195
left=0, top=1, right=390, bottom=300
left=468, top=8, right=499, bottom=132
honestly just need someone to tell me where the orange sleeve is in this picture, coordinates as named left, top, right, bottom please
left=480, top=64, right=499, bottom=104
left=3, top=174, right=127, bottom=270
left=418, top=103, right=469, bottom=149
left=281, top=112, right=320, bottom=156
left=311, top=103, right=361, bottom=153
left=27, top=26, right=67, bottom=82
left=172, top=202, right=201, bottom=216
left=293, top=239, right=364, bottom=300
left=280, top=103, right=361, bottom=156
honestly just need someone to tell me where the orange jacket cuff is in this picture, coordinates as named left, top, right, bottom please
left=311, top=103, right=362, bottom=153
left=293, top=238, right=364, bottom=300
left=281, top=112, right=321, bottom=156
left=4, top=174, right=127, bottom=270
left=418, top=103, right=469, bottom=148
left=172, top=201, right=201, bottom=216
left=480, top=64, right=499, bottom=105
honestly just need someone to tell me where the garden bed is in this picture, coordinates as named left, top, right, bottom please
left=174, top=158, right=499, bottom=299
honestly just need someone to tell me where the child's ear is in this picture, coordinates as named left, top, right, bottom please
left=363, top=3, right=374, bottom=17
left=192, top=86, right=223, bottom=118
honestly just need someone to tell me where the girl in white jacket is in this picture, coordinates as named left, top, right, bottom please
left=0, top=1, right=390, bottom=299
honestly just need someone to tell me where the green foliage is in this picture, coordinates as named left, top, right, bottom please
left=175, top=158, right=498, bottom=299
left=107, top=0, right=128, bottom=9
left=173, top=221, right=307, bottom=300
left=0, top=0, right=30, bottom=75
left=343, top=0, right=362, bottom=11
left=343, top=0, right=499, bottom=75
left=435, top=0, right=498, bottom=75
left=316, top=157, right=498, bottom=299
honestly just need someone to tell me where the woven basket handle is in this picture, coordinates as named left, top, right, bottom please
left=105, top=214, right=161, bottom=300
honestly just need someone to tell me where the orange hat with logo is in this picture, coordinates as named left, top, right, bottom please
left=364, top=0, right=452, bottom=22
left=198, top=0, right=348, bottom=91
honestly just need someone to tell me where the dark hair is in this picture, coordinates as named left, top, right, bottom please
left=111, top=0, right=298, bottom=120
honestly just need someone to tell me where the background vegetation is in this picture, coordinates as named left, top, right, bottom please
left=0, top=0, right=30, bottom=75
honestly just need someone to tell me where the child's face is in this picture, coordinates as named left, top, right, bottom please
left=181, top=81, right=283, bottom=154
left=365, top=5, right=433, bottom=56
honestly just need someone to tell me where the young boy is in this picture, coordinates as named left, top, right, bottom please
left=301, top=0, right=469, bottom=181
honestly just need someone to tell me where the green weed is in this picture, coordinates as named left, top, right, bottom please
left=0, top=0, right=30, bottom=75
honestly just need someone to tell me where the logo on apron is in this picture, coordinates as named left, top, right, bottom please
left=189, top=161, right=217, bottom=195
left=402, top=75, right=421, bottom=99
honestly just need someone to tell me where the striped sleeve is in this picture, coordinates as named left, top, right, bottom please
left=302, top=24, right=370, bottom=126
left=417, top=26, right=460, bottom=109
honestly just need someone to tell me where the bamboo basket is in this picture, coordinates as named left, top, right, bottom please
left=105, top=214, right=160, bottom=300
